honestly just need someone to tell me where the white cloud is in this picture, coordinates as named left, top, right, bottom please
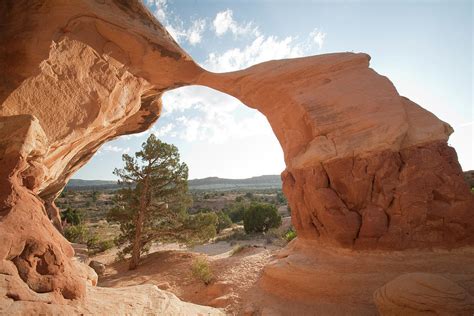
left=102, top=144, right=130, bottom=154
left=158, top=22, right=329, bottom=146
left=153, top=122, right=175, bottom=137
left=204, top=35, right=305, bottom=72
left=310, top=28, right=326, bottom=50
left=213, top=9, right=258, bottom=37
left=146, top=0, right=168, bottom=22
left=187, top=19, right=206, bottom=45
left=147, top=0, right=206, bottom=46
left=121, top=129, right=152, bottom=140
left=165, top=24, right=186, bottom=42
left=161, top=86, right=273, bottom=145
left=165, top=18, right=206, bottom=46
left=142, top=2, right=326, bottom=175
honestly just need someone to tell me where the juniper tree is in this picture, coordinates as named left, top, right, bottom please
left=108, top=134, right=216, bottom=270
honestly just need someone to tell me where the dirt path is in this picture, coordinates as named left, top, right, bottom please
left=96, top=241, right=280, bottom=314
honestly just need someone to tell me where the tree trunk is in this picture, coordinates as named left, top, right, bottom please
left=129, top=211, right=144, bottom=270
left=129, top=176, right=149, bottom=270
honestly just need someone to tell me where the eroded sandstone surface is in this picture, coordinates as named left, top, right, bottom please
left=1, top=0, right=473, bottom=313
left=250, top=239, right=474, bottom=315
left=197, top=56, right=474, bottom=249
left=0, top=0, right=209, bottom=310
left=374, top=273, right=474, bottom=315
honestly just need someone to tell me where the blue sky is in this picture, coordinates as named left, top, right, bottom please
left=75, top=0, right=473, bottom=180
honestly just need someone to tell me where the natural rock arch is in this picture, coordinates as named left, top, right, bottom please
left=195, top=57, right=474, bottom=249
left=1, top=0, right=473, bottom=307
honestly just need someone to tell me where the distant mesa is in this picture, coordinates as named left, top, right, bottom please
left=66, top=175, right=282, bottom=191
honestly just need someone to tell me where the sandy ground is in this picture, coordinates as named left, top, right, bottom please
left=90, top=237, right=474, bottom=315
left=94, top=238, right=282, bottom=315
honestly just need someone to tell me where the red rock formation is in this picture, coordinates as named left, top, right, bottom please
left=197, top=55, right=474, bottom=249
left=0, top=0, right=203, bottom=305
left=1, top=0, right=473, bottom=310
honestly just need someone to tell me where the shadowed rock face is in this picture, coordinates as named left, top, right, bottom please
left=0, top=0, right=473, bottom=307
left=0, top=0, right=203, bottom=306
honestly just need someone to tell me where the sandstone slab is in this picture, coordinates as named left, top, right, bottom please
left=374, top=273, right=474, bottom=315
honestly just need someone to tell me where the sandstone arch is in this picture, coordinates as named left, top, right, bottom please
left=0, top=0, right=473, bottom=307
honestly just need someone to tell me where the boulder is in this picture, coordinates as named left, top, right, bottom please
left=89, top=260, right=106, bottom=277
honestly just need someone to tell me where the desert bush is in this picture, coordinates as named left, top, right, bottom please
left=198, top=207, right=212, bottom=213
left=86, top=234, right=114, bottom=253
left=192, top=258, right=213, bottom=285
left=243, top=203, right=282, bottom=234
left=266, top=227, right=282, bottom=238
left=285, top=228, right=297, bottom=242
left=216, top=211, right=232, bottom=233
left=91, top=190, right=99, bottom=202
left=61, top=207, right=82, bottom=225
left=86, top=234, right=100, bottom=249
left=276, top=191, right=287, bottom=204
left=225, top=203, right=246, bottom=223
left=64, top=223, right=113, bottom=254
left=64, top=224, right=89, bottom=243
left=214, top=227, right=249, bottom=242
left=89, top=239, right=114, bottom=254
left=184, top=212, right=218, bottom=242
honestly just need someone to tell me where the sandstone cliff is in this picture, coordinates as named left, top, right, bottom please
left=197, top=54, right=473, bottom=249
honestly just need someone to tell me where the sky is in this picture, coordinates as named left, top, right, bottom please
left=75, top=0, right=473, bottom=180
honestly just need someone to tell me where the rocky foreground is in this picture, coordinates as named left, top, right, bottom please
left=0, top=0, right=473, bottom=314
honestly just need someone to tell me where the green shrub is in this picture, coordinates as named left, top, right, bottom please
left=276, top=191, right=287, bottom=204
left=89, top=239, right=114, bottom=254
left=64, top=223, right=114, bottom=254
left=285, top=228, right=297, bottom=242
left=184, top=212, right=218, bottom=243
left=225, top=203, right=245, bottom=223
left=198, top=207, right=212, bottom=213
left=214, top=227, right=248, bottom=242
left=216, top=211, right=232, bottom=233
left=61, top=208, right=82, bottom=225
left=64, top=224, right=89, bottom=243
left=192, top=258, right=213, bottom=285
left=86, top=234, right=99, bottom=248
left=91, top=190, right=99, bottom=202
left=243, top=203, right=282, bottom=234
